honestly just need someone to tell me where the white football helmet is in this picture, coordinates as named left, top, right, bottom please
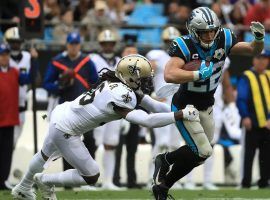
left=4, top=27, right=23, bottom=43
left=98, top=29, right=119, bottom=43
left=115, top=54, right=154, bottom=91
left=187, top=7, right=221, bottom=49
left=162, top=26, right=181, bottom=41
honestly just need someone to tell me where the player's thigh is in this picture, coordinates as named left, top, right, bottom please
left=153, top=126, right=170, bottom=147
left=212, top=105, right=223, bottom=143
left=41, top=123, right=59, bottom=158
left=103, top=120, right=121, bottom=146
left=176, top=119, right=212, bottom=158
left=53, top=131, right=99, bottom=176
left=199, top=107, right=215, bottom=142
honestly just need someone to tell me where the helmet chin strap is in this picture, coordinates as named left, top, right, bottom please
left=200, top=40, right=214, bottom=49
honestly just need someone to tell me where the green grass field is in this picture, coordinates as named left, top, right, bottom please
left=2, top=189, right=270, bottom=200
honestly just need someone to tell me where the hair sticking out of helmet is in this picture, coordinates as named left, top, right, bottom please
left=187, top=7, right=221, bottom=49
left=115, top=54, right=154, bottom=91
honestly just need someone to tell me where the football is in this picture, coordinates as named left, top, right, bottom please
left=182, top=60, right=210, bottom=71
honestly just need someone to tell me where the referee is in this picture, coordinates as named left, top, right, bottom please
left=237, top=50, right=270, bottom=188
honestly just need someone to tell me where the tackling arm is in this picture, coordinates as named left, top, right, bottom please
left=139, top=95, right=171, bottom=113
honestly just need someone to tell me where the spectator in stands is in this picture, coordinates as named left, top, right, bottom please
left=168, top=2, right=191, bottom=29
left=44, top=0, right=61, bottom=24
left=237, top=50, right=270, bottom=188
left=73, top=0, right=94, bottom=22
left=113, top=44, right=142, bottom=189
left=82, top=0, right=112, bottom=41
left=43, top=32, right=98, bottom=185
left=107, top=0, right=126, bottom=24
left=0, top=0, right=19, bottom=32
left=53, top=7, right=75, bottom=44
left=0, top=43, right=37, bottom=190
left=244, top=0, right=270, bottom=29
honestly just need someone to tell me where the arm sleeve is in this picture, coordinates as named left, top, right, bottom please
left=43, top=61, right=60, bottom=95
left=18, top=58, right=39, bottom=85
left=88, top=60, right=99, bottom=85
left=139, top=95, right=170, bottom=113
left=125, top=109, right=175, bottom=128
left=236, top=76, right=250, bottom=118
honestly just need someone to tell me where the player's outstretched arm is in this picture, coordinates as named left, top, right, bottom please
left=113, top=104, right=199, bottom=128
left=230, top=22, right=264, bottom=56
left=139, top=94, right=171, bottom=113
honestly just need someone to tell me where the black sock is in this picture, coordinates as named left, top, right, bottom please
left=165, top=145, right=195, bottom=164
left=163, top=145, right=206, bottom=188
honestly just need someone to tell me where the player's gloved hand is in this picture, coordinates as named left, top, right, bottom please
left=193, top=61, right=214, bottom=81
left=250, top=21, right=265, bottom=41
left=182, top=105, right=200, bottom=122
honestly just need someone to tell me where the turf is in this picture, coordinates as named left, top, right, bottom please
left=2, top=189, right=270, bottom=200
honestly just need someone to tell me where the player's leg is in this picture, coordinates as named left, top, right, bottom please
left=102, top=120, right=121, bottom=189
left=153, top=105, right=214, bottom=191
left=12, top=123, right=57, bottom=200
left=34, top=128, right=100, bottom=199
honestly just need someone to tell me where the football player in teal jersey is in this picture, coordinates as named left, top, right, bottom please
left=152, top=6, right=265, bottom=200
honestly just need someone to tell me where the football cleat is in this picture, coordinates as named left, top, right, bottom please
left=152, top=184, right=174, bottom=200
left=34, top=173, right=57, bottom=200
left=11, top=184, right=36, bottom=200
left=153, top=153, right=170, bottom=185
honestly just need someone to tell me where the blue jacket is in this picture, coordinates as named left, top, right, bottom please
left=43, top=52, right=98, bottom=103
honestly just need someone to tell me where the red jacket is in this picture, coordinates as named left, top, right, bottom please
left=244, top=3, right=270, bottom=25
left=0, top=67, right=19, bottom=127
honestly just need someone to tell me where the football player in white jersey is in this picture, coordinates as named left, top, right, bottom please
left=90, top=29, right=123, bottom=189
left=12, top=54, right=200, bottom=200
left=146, top=26, right=182, bottom=187
left=4, top=27, right=39, bottom=147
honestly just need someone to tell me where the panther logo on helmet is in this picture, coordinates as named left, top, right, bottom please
left=187, top=7, right=221, bottom=49
left=115, top=54, right=153, bottom=91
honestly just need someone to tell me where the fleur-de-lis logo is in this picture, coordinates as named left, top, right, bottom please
left=122, top=92, right=132, bottom=103
left=128, top=60, right=140, bottom=75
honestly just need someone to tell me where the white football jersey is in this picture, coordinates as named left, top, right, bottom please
left=9, top=51, right=31, bottom=107
left=90, top=53, right=120, bottom=72
left=51, top=81, right=137, bottom=135
left=146, top=50, right=170, bottom=93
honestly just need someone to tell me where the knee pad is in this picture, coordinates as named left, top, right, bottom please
left=82, top=173, right=100, bottom=185
left=198, top=142, right=213, bottom=159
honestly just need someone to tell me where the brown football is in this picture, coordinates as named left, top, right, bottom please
left=182, top=60, right=209, bottom=71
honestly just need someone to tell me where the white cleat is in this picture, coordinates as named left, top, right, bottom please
left=101, top=183, right=125, bottom=191
left=203, top=183, right=219, bottom=190
left=34, top=173, right=57, bottom=200
left=11, top=184, right=36, bottom=200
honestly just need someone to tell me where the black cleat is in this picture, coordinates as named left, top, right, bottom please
left=152, top=184, right=174, bottom=200
left=153, top=153, right=170, bottom=185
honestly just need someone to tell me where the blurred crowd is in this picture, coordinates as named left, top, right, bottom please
left=1, top=0, right=270, bottom=45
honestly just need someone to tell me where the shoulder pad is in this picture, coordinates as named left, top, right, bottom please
left=173, top=35, right=191, bottom=62
left=109, top=82, right=137, bottom=110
